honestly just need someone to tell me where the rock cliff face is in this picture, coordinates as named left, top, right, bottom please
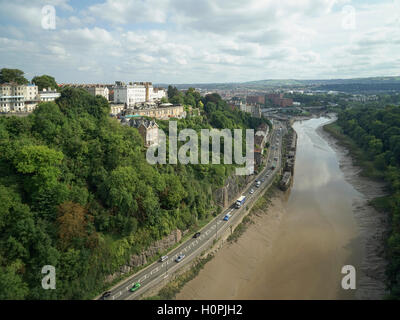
left=105, top=229, right=183, bottom=283
left=105, top=172, right=252, bottom=284
left=213, top=173, right=254, bottom=209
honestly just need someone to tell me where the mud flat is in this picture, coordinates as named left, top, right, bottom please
left=318, top=117, right=389, bottom=300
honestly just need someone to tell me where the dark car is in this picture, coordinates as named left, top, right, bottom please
left=100, top=291, right=111, bottom=300
left=193, top=232, right=201, bottom=238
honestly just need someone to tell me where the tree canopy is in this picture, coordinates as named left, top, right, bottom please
left=0, top=68, right=28, bottom=85
left=32, top=75, right=58, bottom=91
left=336, top=105, right=400, bottom=299
left=0, top=83, right=270, bottom=299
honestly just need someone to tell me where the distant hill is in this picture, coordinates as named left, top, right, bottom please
left=157, top=76, right=400, bottom=92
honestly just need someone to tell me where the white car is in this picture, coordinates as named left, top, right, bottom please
left=249, top=189, right=254, bottom=194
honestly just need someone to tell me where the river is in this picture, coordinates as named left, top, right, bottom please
left=176, top=117, right=387, bottom=300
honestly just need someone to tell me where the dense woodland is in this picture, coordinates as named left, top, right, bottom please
left=336, top=105, right=400, bottom=298
left=0, top=84, right=269, bottom=299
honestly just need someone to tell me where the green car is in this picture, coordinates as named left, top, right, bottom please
left=130, top=282, right=141, bottom=292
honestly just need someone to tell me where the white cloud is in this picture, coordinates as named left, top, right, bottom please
left=0, top=0, right=399, bottom=83
left=87, top=0, right=169, bottom=24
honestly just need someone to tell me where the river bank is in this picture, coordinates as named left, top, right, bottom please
left=176, top=117, right=388, bottom=300
left=319, top=117, right=389, bottom=299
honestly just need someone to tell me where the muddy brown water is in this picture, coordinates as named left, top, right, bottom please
left=176, top=117, right=387, bottom=300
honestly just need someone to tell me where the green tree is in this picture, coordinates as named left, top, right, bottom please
left=167, top=86, right=179, bottom=99
left=0, top=260, right=29, bottom=300
left=32, top=75, right=58, bottom=91
left=170, top=94, right=184, bottom=105
left=0, top=68, right=28, bottom=84
left=160, top=96, right=168, bottom=104
left=184, top=92, right=196, bottom=107
left=13, top=145, right=64, bottom=192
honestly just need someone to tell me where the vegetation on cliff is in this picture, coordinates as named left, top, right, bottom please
left=326, top=105, right=400, bottom=299
left=0, top=86, right=268, bottom=299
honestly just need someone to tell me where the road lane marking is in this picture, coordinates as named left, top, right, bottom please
left=151, top=267, right=159, bottom=275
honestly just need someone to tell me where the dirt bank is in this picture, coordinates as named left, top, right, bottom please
left=318, top=118, right=389, bottom=300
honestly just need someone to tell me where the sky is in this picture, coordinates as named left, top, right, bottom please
left=0, top=0, right=400, bottom=84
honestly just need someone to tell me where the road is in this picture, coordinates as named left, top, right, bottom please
left=98, top=121, right=286, bottom=300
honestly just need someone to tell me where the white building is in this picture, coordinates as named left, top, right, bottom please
left=113, top=81, right=147, bottom=107
left=0, top=83, right=39, bottom=112
left=39, top=88, right=61, bottom=102
left=110, top=104, right=125, bottom=115
left=149, top=87, right=167, bottom=102
left=113, top=81, right=166, bottom=106
left=85, top=85, right=109, bottom=101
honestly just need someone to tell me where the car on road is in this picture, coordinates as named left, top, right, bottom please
left=261, top=178, right=265, bottom=182
left=193, top=232, right=201, bottom=238
left=175, top=254, right=185, bottom=262
left=100, top=291, right=111, bottom=300
left=159, top=255, right=168, bottom=262
left=130, top=282, right=141, bottom=292
left=249, top=188, right=254, bottom=194
left=223, top=213, right=232, bottom=221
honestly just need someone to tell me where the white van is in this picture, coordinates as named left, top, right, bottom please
left=160, top=255, right=168, bottom=262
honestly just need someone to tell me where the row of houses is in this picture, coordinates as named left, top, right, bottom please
left=62, top=81, right=167, bottom=106
left=125, top=103, right=185, bottom=120
left=0, top=83, right=60, bottom=113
